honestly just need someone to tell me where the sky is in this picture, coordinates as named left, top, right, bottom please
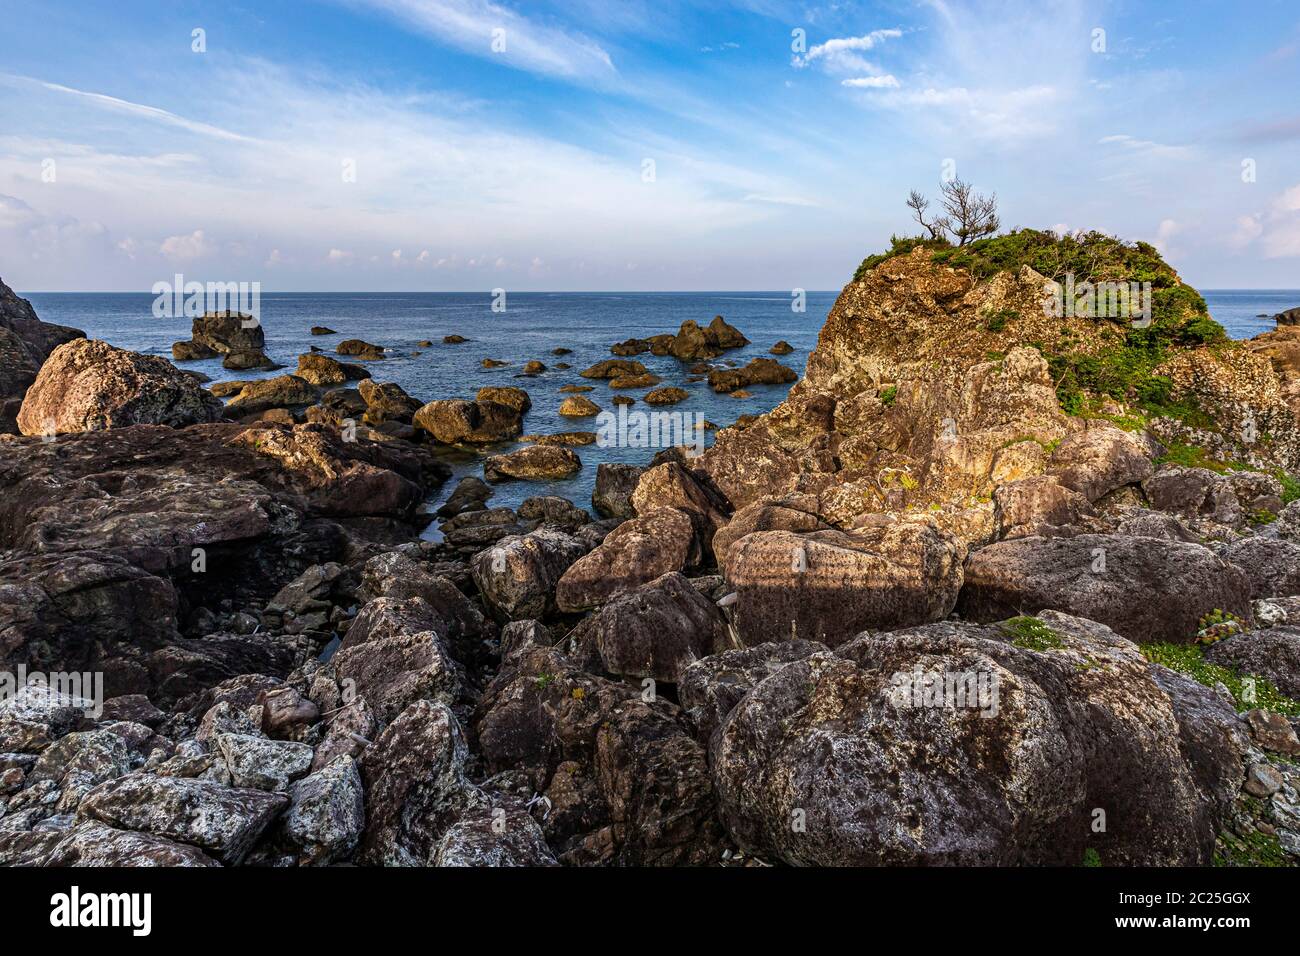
left=0, top=0, right=1298, bottom=292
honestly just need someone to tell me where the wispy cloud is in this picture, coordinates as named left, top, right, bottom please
left=346, top=0, right=617, bottom=82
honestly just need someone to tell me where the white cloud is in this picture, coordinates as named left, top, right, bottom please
left=793, top=30, right=902, bottom=72
left=159, top=229, right=215, bottom=260
left=841, top=76, right=900, bottom=89
left=348, top=0, right=616, bottom=83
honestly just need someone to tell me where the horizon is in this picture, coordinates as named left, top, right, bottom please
left=2, top=1, right=1299, bottom=293
left=18, top=285, right=1300, bottom=296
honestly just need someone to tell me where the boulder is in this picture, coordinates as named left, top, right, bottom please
left=433, top=806, right=559, bottom=866
left=215, top=733, right=313, bottom=792
left=221, top=375, right=319, bottom=417
left=581, top=359, right=647, bottom=380
left=645, top=387, right=689, bottom=406
left=1221, top=536, right=1300, bottom=598
left=222, top=349, right=278, bottom=372
left=712, top=611, right=1248, bottom=866
left=567, top=571, right=730, bottom=683
left=0, top=276, right=85, bottom=432
left=437, top=476, right=494, bottom=518
left=725, top=520, right=965, bottom=647
left=517, top=495, right=590, bottom=532
left=189, top=312, right=265, bottom=355
left=78, top=774, right=289, bottom=865
left=337, top=339, right=385, bottom=360
left=957, top=533, right=1253, bottom=644
left=556, top=508, right=698, bottom=611
left=17, top=339, right=224, bottom=436
left=296, top=353, right=370, bottom=387
left=470, top=528, right=589, bottom=620
left=283, top=755, right=365, bottom=865
left=592, top=462, right=644, bottom=519
left=559, top=395, right=600, bottom=417
left=413, top=399, right=522, bottom=444
left=708, top=358, right=797, bottom=394
left=476, top=386, right=531, bottom=414
left=711, top=496, right=833, bottom=575
left=358, top=379, right=421, bottom=425
left=484, top=445, right=581, bottom=482
left=42, top=821, right=220, bottom=867
left=358, top=701, right=485, bottom=866
left=1046, top=424, right=1157, bottom=502
left=1205, top=626, right=1300, bottom=698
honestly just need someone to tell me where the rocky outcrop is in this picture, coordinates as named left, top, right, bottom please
left=17, top=339, right=224, bottom=435
left=171, top=312, right=264, bottom=361
left=484, top=445, right=581, bottom=482
left=0, top=276, right=84, bottom=432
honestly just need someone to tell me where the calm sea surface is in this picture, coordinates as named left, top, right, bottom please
left=23, top=289, right=1299, bottom=522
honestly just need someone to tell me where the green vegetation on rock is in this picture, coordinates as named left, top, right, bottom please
left=1140, top=642, right=1300, bottom=716
left=1000, top=615, right=1065, bottom=651
left=1214, top=828, right=1289, bottom=867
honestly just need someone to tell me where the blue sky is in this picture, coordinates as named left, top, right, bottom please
left=1, top=0, right=1298, bottom=292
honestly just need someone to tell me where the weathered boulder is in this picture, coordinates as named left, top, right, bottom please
left=566, top=572, right=729, bottom=683
left=556, top=508, right=697, bottom=611
left=1205, top=626, right=1300, bottom=698
left=645, top=387, right=689, bottom=406
left=283, top=755, right=365, bottom=865
left=337, top=339, right=385, bottom=360
left=957, top=533, right=1253, bottom=643
left=559, top=395, right=600, bottom=417
left=708, top=358, right=798, bottom=394
left=712, top=611, right=1248, bottom=866
left=484, top=445, right=581, bottom=482
left=581, top=359, right=647, bottom=380
left=724, top=520, right=965, bottom=647
left=215, top=733, right=313, bottom=791
left=1221, top=535, right=1300, bottom=598
left=0, top=275, right=85, bottom=432
left=517, top=495, right=589, bottom=532
left=358, top=701, right=485, bottom=866
left=1046, top=423, right=1157, bottom=501
left=414, top=398, right=522, bottom=444
left=358, top=379, right=421, bottom=425
left=78, top=774, right=288, bottom=865
left=476, top=386, right=531, bottom=414
left=679, top=640, right=827, bottom=748
left=222, top=348, right=279, bottom=372
left=41, top=821, right=220, bottom=867
left=711, top=495, right=833, bottom=575
left=475, top=647, right=727, bottom=865
left=631, top=461, right=729, bottom=559
left=221, top=375, right=319, bottom=417
left=295, top=353, right=370, bottom=387
left=437, top=476, right=493, bottom=518
left=433, top=806, right=559, bottom=866
left=992, top=476, right=1095, bottom=539
left=188, top=312, right=265, bottom=355
left=470, top=529, right=589, bottom=620
left=592, top=462, right=644, bottom=519
left=17, top=339, right=224, bottom=436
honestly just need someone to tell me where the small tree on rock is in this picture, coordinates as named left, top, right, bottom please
left=907, top=178, right=1000, bottom=246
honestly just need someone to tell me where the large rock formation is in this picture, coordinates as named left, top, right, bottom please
left=0, top=276, right=84, bottom=432
left=17, top=339, right=224, bottom=435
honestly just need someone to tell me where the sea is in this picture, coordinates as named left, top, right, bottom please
left=23, top=289, right=1300, bottom=523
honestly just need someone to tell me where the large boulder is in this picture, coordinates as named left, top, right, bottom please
left=556, top=508, right=697, bottom=611
left=712, top=612, right=1248, bottom=865
left=592, top=463, right=644, bottom=519
left=1205, top=626, right=1300, bottom=698
left=724, top=519, right=965, bottom=647
left=470, top=528, right=589, bottom=621
left=188, top=311, right=265, bottom=355
left=414, top=399, right=522, bottom=444
left=357, top=700, right=485, bottom=866
left=711, top=495, right=833, bottom=575
left=295, top=353, right=370, bottom=387
left=567, top=571, right=729, bottom=683
left=17, top=339, right=223, bottom=436
left=957, top=533, right=1253, bottom=643
left=1220, top=535, right=1300, bottom=598
left=282, top=755, right=366, bottom=865
left=78, top=774, right=288, bottom=865
left=0, top=276, right=84, bottom=433
left=484, top=445, right=581, bottom=482
left=221, top=375, right=320, bottom=418
left=1046, top=423, right=1157, bottom=501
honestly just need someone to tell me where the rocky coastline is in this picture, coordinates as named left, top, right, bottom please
left=3, top=234, right=1300, bottom=868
